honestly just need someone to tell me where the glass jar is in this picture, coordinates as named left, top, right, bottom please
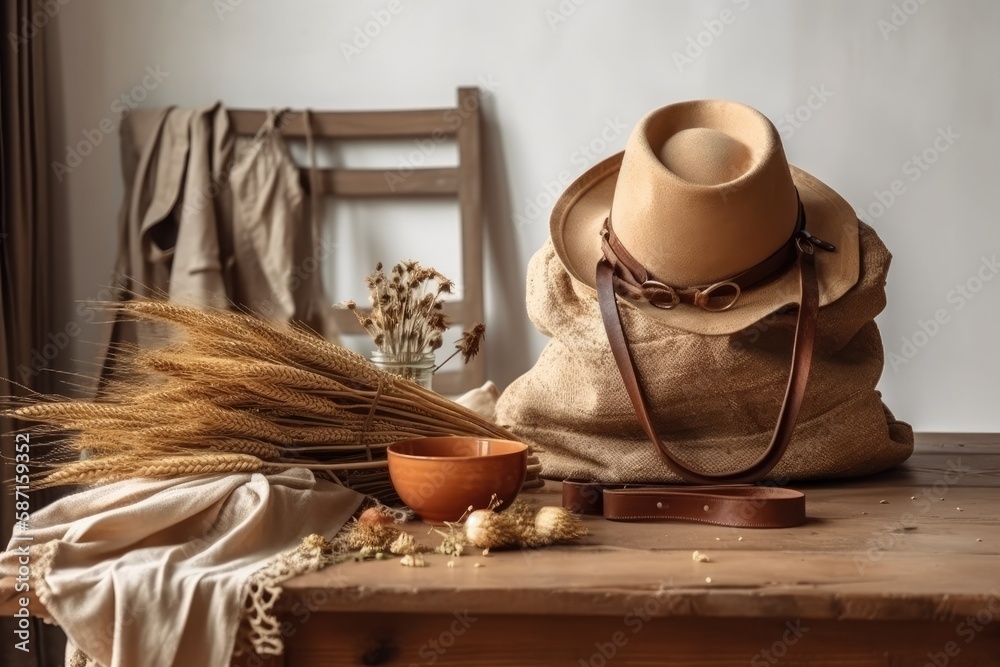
left=370, top=350, right=436, bottom=389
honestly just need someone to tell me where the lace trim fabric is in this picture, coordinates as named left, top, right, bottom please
left=44, top=498, right=404, bottom=665
left=66, top=643, right=96, bottom=667
left=236, top=497, right=409, bottom=657
left=31, top=540, right=57, bottom=624
left=31, top=541, right=97, bottom=667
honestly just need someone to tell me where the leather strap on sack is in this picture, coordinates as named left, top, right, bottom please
left=580, top=208, right=830, bottom=527
left=562, top=480, right=806, bottom=528
left=596, top=228, right=821, bottom=485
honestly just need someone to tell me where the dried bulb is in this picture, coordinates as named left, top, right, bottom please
left=359, top=506, right=395, bottom=527
left=533, top=506, right=587, bottom=542
left=462, top=503, right=587, bottom=550
left=464, top=509, right=517, bottom=549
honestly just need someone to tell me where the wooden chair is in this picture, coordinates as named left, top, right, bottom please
left=228, top=88, right=485, bottom=395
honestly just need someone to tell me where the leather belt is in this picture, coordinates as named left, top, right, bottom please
left=563, top=480, right=806, bottom=528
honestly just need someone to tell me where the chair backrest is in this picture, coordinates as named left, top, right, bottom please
left=228, top=88, right=485, bottom=395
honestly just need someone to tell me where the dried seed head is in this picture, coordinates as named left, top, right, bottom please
left=464, top=510, right=514, bottom=548
left=533, top=506, right=587, bottom=542
left=430, top=313, right=448, bottom=331
left=457, top=323, right=486, bottom=363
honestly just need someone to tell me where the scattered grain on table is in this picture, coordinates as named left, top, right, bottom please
left=400, top=554, right=425, bottom=567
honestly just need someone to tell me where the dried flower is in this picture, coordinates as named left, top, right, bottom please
left=432, top=322, right=486, bottom=374
left=389, top=532, right=417, bottom=555
left=342, top=260, right=456, bottom=366
left=458, top=324, right=485, bottom=363
left=433, top=523, right=467, bottom=558
left=345, top=521, right=404, bottom=552
left=400, top=554, right=426, bottom=567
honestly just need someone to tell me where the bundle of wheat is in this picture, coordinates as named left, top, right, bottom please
left=8, top=301, right=533, bottom=500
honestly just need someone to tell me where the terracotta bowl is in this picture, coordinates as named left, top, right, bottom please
left=387, top=437, right=528, bottom=524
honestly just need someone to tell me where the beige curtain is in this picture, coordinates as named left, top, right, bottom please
left=2, top=1, right=64, bottom=665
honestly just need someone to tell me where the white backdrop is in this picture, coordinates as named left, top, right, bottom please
left=41, top=0, right=999, bottom=432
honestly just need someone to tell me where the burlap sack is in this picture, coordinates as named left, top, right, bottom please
left=496, top=222, right=913, bottom=483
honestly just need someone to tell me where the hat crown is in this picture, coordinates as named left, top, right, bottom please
left=658, top=127, right=754, bottom=186
left=610, top=100, right=799, bottom=287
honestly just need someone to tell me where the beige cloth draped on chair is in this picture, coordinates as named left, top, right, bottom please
left=101, top=104, right=337, bottom=383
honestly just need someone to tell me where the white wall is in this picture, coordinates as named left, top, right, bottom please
left=43, top=0, right=999, bottom=432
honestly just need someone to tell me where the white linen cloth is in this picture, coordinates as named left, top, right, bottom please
left=0, top=469, right=362, bottom=667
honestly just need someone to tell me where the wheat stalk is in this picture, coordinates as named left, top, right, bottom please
left=6, top=299, right=525, bottom=498
left=35, top=453, right=265, bottom=488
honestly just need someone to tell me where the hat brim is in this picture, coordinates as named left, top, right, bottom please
left=549, top=152, right=860, bottom=335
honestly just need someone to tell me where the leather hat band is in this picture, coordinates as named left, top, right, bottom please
left=600, top=193, right=834, bottom=312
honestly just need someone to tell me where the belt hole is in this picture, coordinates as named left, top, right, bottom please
left=656, top=502, right=663, bottom=509
left=703, top=505, right=710, bottom=512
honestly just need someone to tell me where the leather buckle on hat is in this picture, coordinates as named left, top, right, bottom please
left=640, top=280, right=680, bottom=309
left=695, top=281, right=741, bottom=312
left=795, top=235, right=815, bottom=255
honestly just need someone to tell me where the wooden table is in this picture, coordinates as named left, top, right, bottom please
left=6, top=435, right=1000, bottom=666
left=245, top=435, right=1000, bottom=666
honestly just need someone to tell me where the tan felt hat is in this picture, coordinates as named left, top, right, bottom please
left=550, top=99, right=859, bottom=335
